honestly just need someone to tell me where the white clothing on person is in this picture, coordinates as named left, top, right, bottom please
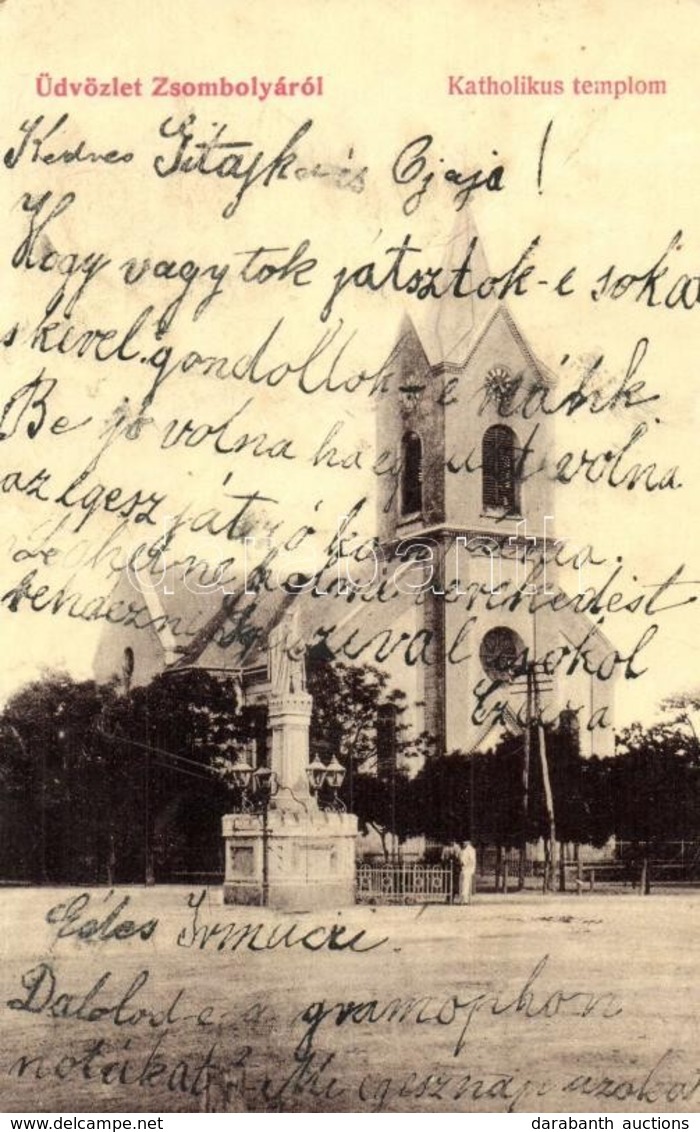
left=457, top=841, right=476, bottom=903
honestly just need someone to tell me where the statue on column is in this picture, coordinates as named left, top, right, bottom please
left=268, top=607, right=306, bottom=695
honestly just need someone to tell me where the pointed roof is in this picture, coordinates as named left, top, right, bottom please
left=458, top=304, right=557, bottom=387
left=409, top=209, right=499, bottom=368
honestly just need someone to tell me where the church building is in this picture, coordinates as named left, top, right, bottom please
left=94, top=219, right=616, bottom=763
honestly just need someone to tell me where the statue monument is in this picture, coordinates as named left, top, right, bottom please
left=268, top=607, right=306, bottom=695
left=221, top=610, right=358, bottom=908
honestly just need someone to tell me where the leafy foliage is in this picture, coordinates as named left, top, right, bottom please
left=0, top=669, right=244, bottom=883
left=3, top=664, right=700, bottom=883
left=611, top=721, right=700, bottom=846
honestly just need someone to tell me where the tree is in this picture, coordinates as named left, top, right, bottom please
left=307, top=659, right=408, bottom=770
left=0, top=672, right=119, bottom=882
left=100, top=669, right=244, bottom=882
left=3, top=660, right=425, bottom=880
left=342, top=768, right=415, bottom=858
left=609, top=721, right=700, bottom=888
left=405, top=717, right=611, bottom=885
left=0, top=668, right=248, bottom=884
left=307, top=658, right=431, bottom=856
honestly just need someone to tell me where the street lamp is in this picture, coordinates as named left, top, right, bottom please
left=230, top=747, right=279, bottom=906
left=325, top=754, right=346, bottom=791
left=306, top=751, right=346, bottom=810
left=230, top=747, right=255, bottom=807
left=306, top=754, right=327, bottom=792
left=253, top=765, right=276, bottom=801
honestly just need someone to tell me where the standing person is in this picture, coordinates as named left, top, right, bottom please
left=458, top=840, right=477, bottom=904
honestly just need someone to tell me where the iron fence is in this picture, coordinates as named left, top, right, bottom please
left=355, top=861, right=454, bottom=904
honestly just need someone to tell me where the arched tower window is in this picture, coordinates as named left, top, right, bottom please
left=480, top=626, right=525, bottom=683
left=482, top=424, right=520, bottom=514
left=401, top=432, right=423, bottom=515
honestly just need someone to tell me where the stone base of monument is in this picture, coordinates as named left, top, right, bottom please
left=221, top=807, right=358, bottom=909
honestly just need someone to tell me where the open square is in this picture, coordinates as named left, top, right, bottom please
left=2, top=886, right=699, bottom=1114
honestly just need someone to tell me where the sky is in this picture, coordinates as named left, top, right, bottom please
left=0, top=0, right=698, bottom=733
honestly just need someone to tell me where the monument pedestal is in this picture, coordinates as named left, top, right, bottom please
left=222, top=807, right=358, bottom=908
left=222, top=690, right=358, bottom=908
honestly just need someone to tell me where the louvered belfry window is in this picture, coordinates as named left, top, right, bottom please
left=401, top=431, right=423, bottom=515
left=482, top=424, right=520, bottom=513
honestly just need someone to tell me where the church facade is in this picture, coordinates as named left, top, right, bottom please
left=362, top=299, right=615, bottom=758
left=94, top=224, right=616, bottom=763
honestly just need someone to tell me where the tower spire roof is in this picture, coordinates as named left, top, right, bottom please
left=410, top=208, right=498, bottom=368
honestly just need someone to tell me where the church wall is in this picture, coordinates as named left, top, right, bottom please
left=92, top=573, right=169, bottom=691
left=444, top=313, right=555, bottom=539
left=440, top=540, right=558, bottom=753
left=371, top=301, right=617, bottom=763
left=375, top=323, right=445, bottom=543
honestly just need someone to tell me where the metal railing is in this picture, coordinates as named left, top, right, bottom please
left=356, top=862, right=454, bottom=904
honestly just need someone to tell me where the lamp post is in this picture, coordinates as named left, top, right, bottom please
left=230, top=746, right=256, bottom=809
left=230, top=746, right=278, bottom=906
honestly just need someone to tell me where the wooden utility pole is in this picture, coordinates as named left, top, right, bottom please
left=533, top=674, right=557, bottom=891
left=511, top=648, right=556, bottom=893
left=518, top=672, right=532, bottom=889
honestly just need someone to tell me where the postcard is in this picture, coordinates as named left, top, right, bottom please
left=1, top=0, right=699, bottom=1117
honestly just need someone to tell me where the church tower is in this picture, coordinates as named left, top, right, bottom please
left=375, top=216, right=563, bottom=754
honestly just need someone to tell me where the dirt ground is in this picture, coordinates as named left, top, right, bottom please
left=1, top=885, right=699, bottom=1114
